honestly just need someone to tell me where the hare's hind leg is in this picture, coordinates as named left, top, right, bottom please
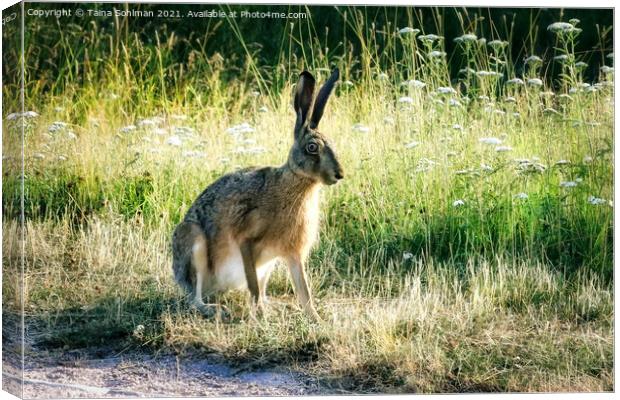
left=172, top=222, right=226, bottom=319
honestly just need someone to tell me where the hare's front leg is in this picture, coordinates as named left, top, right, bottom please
left=285, top=256, right=321, bottom=321
left=240, top=240, right=265, bottom=316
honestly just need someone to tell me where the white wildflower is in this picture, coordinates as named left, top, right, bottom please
left=452, top=124, right=463, bottom=130
left=227, top=123, right=255, bottom=135
left=527, top=78, right=543, bottom=87
left=459, top=67, right=476, bottom=75
left=505, top=96, right=516, bottom=103
left=138, top=118, right=158, bottom=128
left=547, top=22, right=581, bottom=34
left=404, top=141, right=421, bottom=149
left=476, top=70, right=501, bottom=78
left=398, top=96, right=414, bottom=104
left=479, top=137, right=503, bottom=145
left=583, top=155, right=593, bottom=163
left=352, top=124, right=370, bottom=133
left=48, top=121, right=68, bottom=133
left=174, top=126, right=196, bottom=136
left=448, top=99, right=462, bottom=107
left=554, top=54, right=570, bottom=62
left=7, top=111, right=39, bottom=120
left=402, top=252, right=414, bottom=260
left=452, top=199, right=465, bottom=207
left=33, top=153, right=45, bottom=159
left=481, top=163, right=493, bottom=172
left=560, top=181, right=578, bottom=188
left=525, top=55, right=543, bottom=64
left=488, top=40, right=508, bottom=49
left=575, top=61, right=588, bottom=69
left=133, top=324, right=145, bottom=339
left=342, top=80, right=354, bottom=87
left=165, top=135, right=183, bottom=147
left=555, top=159, right=571, bottom=165
left=514, top=192, right=529, bottom=200
left=258, top=106, right=269, bottom=113
left=418, top=34, right=443, bottom=43
left=588, top=196, right=606, bottom=205
left=600, top=66, right=614, bottom=74
left=66, top=131, right=77, bottom=140
left=495, top=146, right=513, bottom=152
left=120, top=125, right=136, bottom=133
left=454, top=33, right=478, bottom=44
left=378, top=73, right=389, bottom=80
left=405, top=79, right=426, bottom=88
left=23, top=111, right=39, bottom=118
left=429, top=50, right=446, bottom=58
left=436, top=86, right=457, bottom=95
left=399, top=27, right=420, bottom=35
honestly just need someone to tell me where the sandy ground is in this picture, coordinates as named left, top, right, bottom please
left=2, top=341, right=323, bottom=398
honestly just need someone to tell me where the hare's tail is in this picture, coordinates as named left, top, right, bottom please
left=172, top=221, right=203, bottom=294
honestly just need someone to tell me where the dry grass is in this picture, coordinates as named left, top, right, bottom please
left=3, top=217, right=613, bottom=392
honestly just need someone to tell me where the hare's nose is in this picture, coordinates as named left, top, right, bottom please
left=335, top=170, right=344, bottom=180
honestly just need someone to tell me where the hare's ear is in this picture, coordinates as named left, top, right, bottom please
left=294, top=71, right=316, bottom=138
left=309, top=68, right=339, bottom=129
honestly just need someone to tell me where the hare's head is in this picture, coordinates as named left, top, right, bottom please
left=288, top=69, right=344, bottom=186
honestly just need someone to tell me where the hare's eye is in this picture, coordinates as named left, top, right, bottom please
left=306, top=142, right=319, bottom=154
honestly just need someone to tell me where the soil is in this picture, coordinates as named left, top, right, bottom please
left=2, top=346, right=325, bottom=398
left=2, top=318, right=327, bottom=399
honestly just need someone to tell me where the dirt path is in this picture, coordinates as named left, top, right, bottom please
left=3, top=345, right=323, bottom=398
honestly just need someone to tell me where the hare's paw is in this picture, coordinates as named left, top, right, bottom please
left=193, top=302, right=231, bottom=322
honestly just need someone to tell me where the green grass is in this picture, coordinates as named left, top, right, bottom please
left=2, top=9, right=614, bottom=393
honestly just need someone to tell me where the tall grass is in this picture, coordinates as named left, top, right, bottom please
left=2, top=6, right=614, bottom=393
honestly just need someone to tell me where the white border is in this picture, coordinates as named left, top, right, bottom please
left=0, top=1, right=616, bottom=400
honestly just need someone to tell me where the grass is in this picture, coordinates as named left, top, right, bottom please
left=2, top=7, right=614, bottom=393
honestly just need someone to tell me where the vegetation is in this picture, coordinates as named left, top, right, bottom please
left=2, top=4, right=613, bottom=393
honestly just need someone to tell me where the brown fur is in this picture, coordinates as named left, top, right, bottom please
left=172, top=69, right=342, bottom=320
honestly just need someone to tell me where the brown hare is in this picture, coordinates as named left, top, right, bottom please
left=172, top=69, right=342, bottom=321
